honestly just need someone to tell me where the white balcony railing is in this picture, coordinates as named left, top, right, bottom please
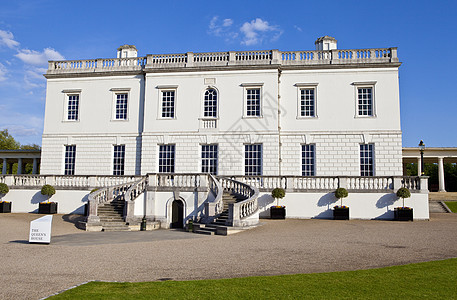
left=46, top=48, right=399, bottom=75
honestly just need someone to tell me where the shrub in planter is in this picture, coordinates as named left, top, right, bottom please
left=0, top=183, right=11, bottom=213
left=333, top=188, right=349, bottom=220
left=39, top=185, right=57, bottom=214
left=271, top=188, right=286, bottom=219
left=395, top=187, right=412, bottom=221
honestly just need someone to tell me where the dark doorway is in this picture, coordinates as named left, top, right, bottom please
left=171, top=200, right=184, bottom=228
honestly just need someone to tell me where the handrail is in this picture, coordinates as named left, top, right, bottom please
left=219, top=177, right=260, bottom=227
left=204, top=174, right=224, bottom=222
left=86, top=179, right=139, bottom=224
left=124, top=177, right=148, bottom=222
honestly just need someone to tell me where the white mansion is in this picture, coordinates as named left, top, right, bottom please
left=0, top=36, right=429, bottom=231
left=41, top=36, right=402, bottom=178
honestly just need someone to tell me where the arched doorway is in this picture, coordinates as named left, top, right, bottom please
left=170, top=200, right=184, bottom=228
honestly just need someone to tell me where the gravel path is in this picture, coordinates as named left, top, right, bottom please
left=1, top=213, right=457, bottom=299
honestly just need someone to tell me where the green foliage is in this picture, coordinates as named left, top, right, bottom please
left=271, top=187, right=285, bottom=199
left=334, top=187, right=348, bottom=199
left=49, top=258, right=457, bottom=300
left=396, top=187, right=411, bottom=199
left=0, top=129, right=20, bottom=150
left=0, top=183, right=9, bottom=195
left=444, top=202, right=457, bottom=213
left=20, top=144, right=41, bottom=150
left=41, top=184, right=56, bottom=198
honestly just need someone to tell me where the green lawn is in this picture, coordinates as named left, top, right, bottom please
left=444, top=201, right=457, bottom=213
left=49, top=258, right=457, bottom=299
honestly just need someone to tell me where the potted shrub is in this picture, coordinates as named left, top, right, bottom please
left=39, top=184, right=57, bottom=214
left=394, top=187, right=413, bottom=221
left=270, top=187, right=286, bottom=219
left=333, top=187, right=349, bottom=220
left=0, top=183, right=11, bottom=213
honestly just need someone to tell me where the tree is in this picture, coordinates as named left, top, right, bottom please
left=0, top=129, right=20, bottom=150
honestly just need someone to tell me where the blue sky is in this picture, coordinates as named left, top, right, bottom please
left=0, top=0, right=456, bottom=148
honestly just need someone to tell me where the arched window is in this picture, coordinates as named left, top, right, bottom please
left=204, top=89, right=217, bottom=118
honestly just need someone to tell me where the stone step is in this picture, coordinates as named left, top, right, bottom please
left=102, top=227, right=130, bottom=232
left=194, top=229, right=215, bottom=235
left=429, top=192, right=457, bottom=201
left=429, top=201, right=450, bottom=213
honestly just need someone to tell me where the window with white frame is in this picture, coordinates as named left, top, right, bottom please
left=201, top=144, right=218, bottom=175
left=300, top=88, right=316, bottom=117
left=113, top=145, right=125, bottom=175
left=203, top=89, right=218, bottom=118
left=301, top=144, right=315, bottom=176
left=159, top=145, right=175, bottom=173
left=245, top=88, right=261, bottom=117
left=360, top=144, right=374, bottom=176
left=115, top=93, right=128, bottom=120
left=64, top=145, right=76, bottom=175
left=245, top=144, right=262, bottom=175
left=161, top=90, right=175, bottom=118
left=354, top=82, right=376, bottom=117
left=67, top=94, right=79, bottom=121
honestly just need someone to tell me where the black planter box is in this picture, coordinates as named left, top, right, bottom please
left=38, top=202, right=58, bottom=214
left=0, top=202, right=11, bottom=213
left=394, top=208, right=413, bottom=221
left=270, top=206, right=286, bottom=219
left=333, top=207, right=349, bottom=220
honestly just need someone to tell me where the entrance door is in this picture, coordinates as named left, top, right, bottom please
left=171, top=200, right=184, bottom=228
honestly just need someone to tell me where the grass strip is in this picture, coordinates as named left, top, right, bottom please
left=444, top=201, right=457, bottom=213
left=49, top=258, right=457, bottom=299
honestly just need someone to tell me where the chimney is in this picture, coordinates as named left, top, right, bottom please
left=117, top=45, right=138, bottom=58
left=315, top=36, right=337, bottom=51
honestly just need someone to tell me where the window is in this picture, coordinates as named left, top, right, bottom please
left=67, top=95, right=79, bottom=120
left=246, top=88, right=261, bottom=117
left=159, top=145, right=175, bottom=173
left=115, top=93, right=128, bottom=120
left=357, top=87, right=373, bottom=116
left=302, top=144, right=315, bottom=176
left=245, top=144, right=262, bottom=175
left=203, top=89, right=218, bottom=118
left=360, top=144, right=374, bottom=176
left=161, top=91, right=175, bottom=118
left=300, top=89, right=315, bottom=117
left=64, top=145, right=76, bottom=175
left=113, top=145, right=125, bottom=175
left=201, top=144, right=218, bottom=175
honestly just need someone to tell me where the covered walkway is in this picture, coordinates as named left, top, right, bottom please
left=403, top=147, right=457, bottom=192
left=0, top=150, right=41, bottom=174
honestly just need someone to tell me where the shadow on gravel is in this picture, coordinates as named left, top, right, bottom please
left=62, top=214, right=86, bottom=230
left=9, top=240, right=29, bottom=244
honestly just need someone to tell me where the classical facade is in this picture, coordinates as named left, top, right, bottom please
left=41, top=36, right=402, bottom=178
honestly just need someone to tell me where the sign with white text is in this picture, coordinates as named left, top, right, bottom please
left=29, top=215, right=53, bottom=244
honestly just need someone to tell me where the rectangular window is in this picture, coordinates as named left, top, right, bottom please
left=64, top=145, right=76, bottom=175
left=357, top=87, right=373, bottom=116
left=161, top=91, right=175, bottom=118
left=67, top=95, right=79, bottom=120
left=201, top=144, right=218, bottom=175
left=245, top=144, right=262, bottom=175
left=115, top=93, right=128, bottom=120
left=113, top=145, right=125, bottom=175
left=159, top=145, right=175, bottom=173
left=300, top=89, right=315, bottom=117
left=360, top=144, right=374, bottom=176
left=246, top=88, right=261, bottom=117
left=302, top=144, right=315, bottom=176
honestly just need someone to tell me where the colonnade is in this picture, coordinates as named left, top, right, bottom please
left=0, top=150, right=41, bottom=175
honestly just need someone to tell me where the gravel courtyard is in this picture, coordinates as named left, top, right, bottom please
left=1, top=213, right=457, bottom=299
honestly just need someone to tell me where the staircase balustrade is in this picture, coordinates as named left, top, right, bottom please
left=124, top=177, right=149, bottom=223
left=204, top=174, right=224, bottom=223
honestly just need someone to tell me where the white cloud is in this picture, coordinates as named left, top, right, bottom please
left=223, top=18, right=233, bottom=27
left=0, top=63, right=7, bottom=81
left=0, top=29, right=20, bottom=49
left=7, top=124, right=40, bottom=137
left=240, top=18, right=283, bottom=46
left=15, top=48, right=65, bottom=66
left=294, top=25, right=303, bottom=32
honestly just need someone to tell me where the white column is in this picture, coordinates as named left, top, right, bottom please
left=438, top=157, right=446, bottom=192
left=417, top=157, right=421, bottom=176
left=32, top=158, right=38, bottom=174
left=17, top=158, right=23, bottom=175
left=2, top=158, right=6, bottom=174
